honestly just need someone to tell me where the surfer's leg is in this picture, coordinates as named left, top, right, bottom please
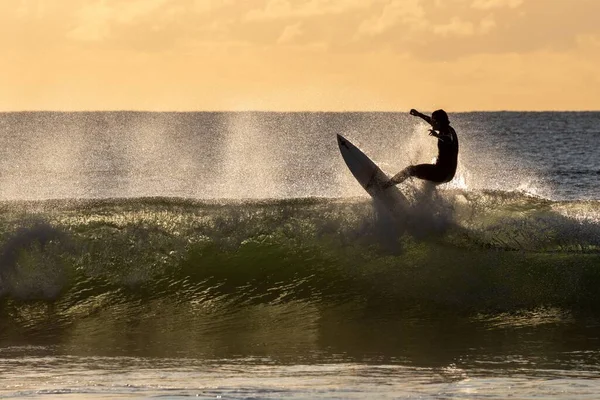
left=384, top=164, right=449, bottom=188
left=410, top=164, right=446, bottom=182
left=383, top=165, right=419, bottom=188
left=383, top=166, right=413, bottom=188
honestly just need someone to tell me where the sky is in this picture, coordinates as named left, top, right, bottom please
left=2, top=0, right=599, bottom=111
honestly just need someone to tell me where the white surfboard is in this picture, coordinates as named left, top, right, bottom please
left=337, top=134, right=409, bottom=218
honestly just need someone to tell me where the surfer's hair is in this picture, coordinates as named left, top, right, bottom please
left=432, top=109, right=449, bottom=126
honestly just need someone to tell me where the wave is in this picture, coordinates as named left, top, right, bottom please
left=1, top=191, right=600, bottom=337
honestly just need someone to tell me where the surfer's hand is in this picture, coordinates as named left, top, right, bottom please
left=410, top=109, right=419, bottom=116
left=428, top=129, right=435, bottom=136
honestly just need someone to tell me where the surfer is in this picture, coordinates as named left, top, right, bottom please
left=383, top=109, right=458, bottom=188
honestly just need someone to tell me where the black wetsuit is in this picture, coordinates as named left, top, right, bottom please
left=408, top=126, right=459, bottom=183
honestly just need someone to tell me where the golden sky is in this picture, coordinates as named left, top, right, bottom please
left=2, top=0, right=599, bottom=111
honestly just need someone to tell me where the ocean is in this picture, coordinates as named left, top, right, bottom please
left=0, top=111, right=599, bottom=398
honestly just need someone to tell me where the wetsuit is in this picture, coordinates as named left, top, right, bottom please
left=408, top=126, right=459, bottom=183
left=385, top=125, right=459, bottom=187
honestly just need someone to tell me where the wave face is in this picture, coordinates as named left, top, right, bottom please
left=1, top=193, right=599, bottom=342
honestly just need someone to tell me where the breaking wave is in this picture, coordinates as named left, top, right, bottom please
left=1, top=191, right=600, bottom=342
left=1, top=111, right=600, bottom=364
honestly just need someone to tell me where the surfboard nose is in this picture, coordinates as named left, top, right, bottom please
left=337, top=134, right=353, bottom=150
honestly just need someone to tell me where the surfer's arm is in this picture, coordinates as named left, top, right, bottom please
left=429, top=130, right=451, bottom=142
left=410, top=109, right=432, bottom=124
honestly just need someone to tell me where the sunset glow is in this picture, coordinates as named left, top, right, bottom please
left=3, top=0, right=599, bottom=111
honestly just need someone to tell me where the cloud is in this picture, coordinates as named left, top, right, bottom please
left=433, top=17, right=475, bottom=37
left=193, top=0, right=235, bottom=14
left=6, top=0, right=600, bottom=62
left=245, top=0, right=291, bottom=20
left=353, top=0, right=600, bottom=61
left=358, top=0, right=425, bottom=37
left=118, top=0, right=170, bottom=24
left=3, top=1, right=600, bottom=111
left=245, top=0, right=367, bottom=21
left=277, top=22, right=303, bottom=44
left=471, top=0, right=523, bottom=10
left=432, top=15, right=497, bottom=37
left=67, top=0, right=174, bottom=42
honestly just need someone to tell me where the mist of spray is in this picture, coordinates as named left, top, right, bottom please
left=0, top=112, right=555, bottom=201
left=216, top=113, right=281, bottom=199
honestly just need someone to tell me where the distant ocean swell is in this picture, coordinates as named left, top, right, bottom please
left=0, top=192, right=600, bottom=338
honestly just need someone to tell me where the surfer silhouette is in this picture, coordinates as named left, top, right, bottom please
left=383, top=109, right=458, bottom=188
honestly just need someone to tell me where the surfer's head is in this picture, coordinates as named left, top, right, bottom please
left=431, top=109, right=449, bottom=128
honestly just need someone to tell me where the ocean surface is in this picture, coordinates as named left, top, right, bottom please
left=0, top=111, right=599, bottom=398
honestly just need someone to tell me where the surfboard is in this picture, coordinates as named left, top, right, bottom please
left=337, top=134, right=409, bottom=218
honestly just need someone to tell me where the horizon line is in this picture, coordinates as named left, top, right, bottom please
left=1, top=109, right=600, bottom=114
